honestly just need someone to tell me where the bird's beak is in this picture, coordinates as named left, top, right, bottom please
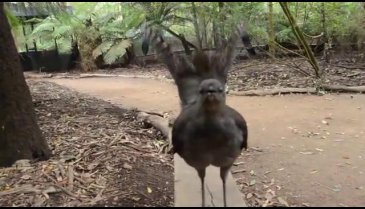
left=207, top=92, right=215, bottom=100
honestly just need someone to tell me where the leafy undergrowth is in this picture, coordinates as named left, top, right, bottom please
left=0, top=80, right=173, bottom=207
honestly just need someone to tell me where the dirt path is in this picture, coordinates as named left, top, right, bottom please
left=46, top=77, right=365, bottom=207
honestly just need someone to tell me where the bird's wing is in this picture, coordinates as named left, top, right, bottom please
left=226, top=106, right=248, bottom=150
left=171, top=109, right=191, bottom=155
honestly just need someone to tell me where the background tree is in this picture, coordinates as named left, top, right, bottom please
left=0, top=2, right=51, bottom=167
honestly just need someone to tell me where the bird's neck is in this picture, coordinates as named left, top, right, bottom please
left=199, top=100, right=225, bottom=116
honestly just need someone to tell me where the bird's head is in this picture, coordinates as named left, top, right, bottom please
left=198, top=79, right=226, bottom=111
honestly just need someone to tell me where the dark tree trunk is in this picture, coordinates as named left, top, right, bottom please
left=0, top=3, right=51, bottom=167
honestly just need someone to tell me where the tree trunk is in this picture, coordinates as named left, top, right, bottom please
left=191, top=2, right=202, bottom=50
left=201, top=15, right=208, bottom=49
left=0, top=3, right=51, bottom=167
left=212, top=19, right=220, bottom=48
left=218, top=2, right=225, bottom=47
left=267, top=2, right=276, bottom=56
left=320, top=2, right=330, bottom=63
left=78, top=20, right=100, bottom=72
left=212, top=3, right=225, bottom=49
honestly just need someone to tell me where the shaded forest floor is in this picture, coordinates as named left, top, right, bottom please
left=0, top=81, right=173, bottom=207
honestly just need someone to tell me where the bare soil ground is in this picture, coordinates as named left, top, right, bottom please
left=8, top=56, right=365, bottom=207
left=0, top=80, right=173, bottom=207
left=35, top=56, right=365, bottom=207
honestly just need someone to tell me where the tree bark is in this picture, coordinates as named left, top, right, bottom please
left=0, top=3, right=51, bottom=167
left=191, top=2, right=202, bottom=50
left=267, top=2, right=276, bottom=56
left=201, top=15, right=208, bottom=49
left=212, top=19, right=220, bottom=48
left=218, top=2, right=225, bottom=43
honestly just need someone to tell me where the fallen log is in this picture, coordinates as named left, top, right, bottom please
left=321, top=85, right=365, bottom=93
left=229, top=88, right=317, bottom=96
left=136, top=112, right=173, bottom=153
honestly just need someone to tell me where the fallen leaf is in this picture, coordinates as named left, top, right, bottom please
left=12, top=159, right=31, bottom=168
left=42, top=186, right=58, bottom=194
left=232, top=169, right=246, bottom=174
left=246, top=193, right=253, bottom=199
left=20, top=175, right=32, bottom=180
left=147, top=187, right=152, bottom=193
left=233, top=162, right=245, bottom=166
left=265, top=189, right=276, bottom=202
left=322, top=120, right=329, bottom=125
left=324, top=116, right=333, bottom=120
left=302, top=202, right=310, bottom=207
left=264, top=171, right=272, bottom=175
left=123, top=163, right=132, bottom=170
left=278, top=197, right=289, bottom=207
left=131, top=196, right=140, bottom=201
left=310, top=170, right=318, bottom=174
left=249, top=179, right=256, bottom=186
left=332, top=185, right=342, bottom=192
left=300, top=152, right=314, bottom=155
left=250, top=170, right=255, bottom=176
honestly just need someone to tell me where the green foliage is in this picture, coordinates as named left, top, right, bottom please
left=8, top=2, right=365, bottom=60
left=26, top=2, right=144, bottom=64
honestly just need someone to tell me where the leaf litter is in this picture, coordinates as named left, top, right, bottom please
left=0, top=80, right=173, bottom=207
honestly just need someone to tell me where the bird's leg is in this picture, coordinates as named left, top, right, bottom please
left=220, top=166, right=231, bottom=207
left=196, top=168, right=206, bottom=207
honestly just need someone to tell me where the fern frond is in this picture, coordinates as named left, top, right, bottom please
left=92, top=41, right=114, bottom=59
left=103, top=39, right=131, bottom=64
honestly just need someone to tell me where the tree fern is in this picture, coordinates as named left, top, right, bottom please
left=92, top=41, right=114, bottom=59
left=103, top=39, right=132, bottom=64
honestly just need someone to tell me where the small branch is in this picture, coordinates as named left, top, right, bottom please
left=274, top=41, right=306, bottom=58
left=68, top=164, right=74, bottom=191
left=158, top=24, right=198, bottom=49
left=51, top=184, right=79, bottom=198
left=0, top=185, right=41, bottom=196
left=336, top=65, right=365, bottom=70
left=285, top=61, right=312, bottom=77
